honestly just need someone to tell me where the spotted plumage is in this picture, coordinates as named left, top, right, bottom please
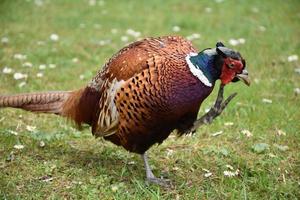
left=0, top=36, right=249, bottom=186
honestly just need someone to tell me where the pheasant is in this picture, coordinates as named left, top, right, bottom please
left=0, top=36, right=249, bottom=186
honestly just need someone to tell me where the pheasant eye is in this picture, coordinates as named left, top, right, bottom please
left=227, top=63, right=234, bottom=69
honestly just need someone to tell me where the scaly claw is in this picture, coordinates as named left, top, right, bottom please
left=146, top=177, right=171, bottom=187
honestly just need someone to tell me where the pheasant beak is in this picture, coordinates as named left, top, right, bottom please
left=236, top=69, right=250, bottom=86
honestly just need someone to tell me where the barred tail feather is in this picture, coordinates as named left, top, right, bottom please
left=0, top=91, right=71, bottom=114
left=0, top=87, right=101, bottom=127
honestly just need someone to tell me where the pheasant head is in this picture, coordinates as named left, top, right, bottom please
left=215, top=42, right=250, bottom=86
left=186, top=42, right=250, bottom=87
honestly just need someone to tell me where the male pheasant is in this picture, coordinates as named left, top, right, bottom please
left=0, top=36, right=249, bottom=186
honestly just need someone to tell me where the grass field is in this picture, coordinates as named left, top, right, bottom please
left=1, top=0, right=300, bottom=199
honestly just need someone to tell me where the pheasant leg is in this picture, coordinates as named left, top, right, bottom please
left=141, top=153, right=170, bottom=187
left=189, top=84, right=237, bottom=133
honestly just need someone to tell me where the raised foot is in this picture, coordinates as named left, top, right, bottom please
left=188, top=84, right=237, bottom=133
left=146, top=177, right=171, bottom=187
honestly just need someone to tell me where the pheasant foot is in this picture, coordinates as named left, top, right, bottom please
left=141, top=153, right=171, bottom=187
left=188, top=84, right=237, bottom=133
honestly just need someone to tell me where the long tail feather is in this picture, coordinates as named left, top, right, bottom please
left=0, top=91, right=71, bottom=114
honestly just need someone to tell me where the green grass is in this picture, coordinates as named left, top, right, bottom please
left=0, top=0, right=300, bottom=199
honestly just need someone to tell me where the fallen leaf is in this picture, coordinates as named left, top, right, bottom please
left=252, top=143, right=269, bottom=154
left=274, top=144, right=289, bottom=152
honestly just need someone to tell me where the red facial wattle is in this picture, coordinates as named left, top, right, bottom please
left=220, top=58, right=243, bottom=85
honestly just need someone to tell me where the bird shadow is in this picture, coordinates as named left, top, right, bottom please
left=37, top=140, right=146, bottom=183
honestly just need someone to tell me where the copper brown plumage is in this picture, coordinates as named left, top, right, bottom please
left=0, top=36, right=250, bottom=186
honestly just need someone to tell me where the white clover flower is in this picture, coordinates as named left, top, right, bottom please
left=14, top=144, right=25, bottom=149
left=37, top=41, right=45, bottom=46
left=251, top=7, right=259, bottom=13
left=121, top=36, right=129, bottom=42
left=262, top=98, right=272, bottom=104
left=204, top=172, right=212, bottom=177
left=241, top=129, right=252, bottom=137
left=93, top=23, right=101, bottom=29
left=186, top=33, right=201, bottom=41
left=98, top=0, right=105, bottom=6
left=1, top=37, right=9, bottom=44
left=3, top=67, right=13, bottom=74
left=223, top=170, right=235, bottom=177
left=166, top=149, right=174, bottom=156
left=238, top=38, right=246, bottom=44
left=37, top=72, right=44, bottom=77
left=18, top=81, right=26, bottom=88
left=223, top=169, right=240, bottom=177
left=224, top=122, right=234, bottom=126
left=128, top=161, right=135, bottom=165
left=294, top=88, right=300, bottom=95
left=79, top=74, right=85, bottom=80
left=39, top=64, right=46, bottom=70
left=276, top=129, right=286, bottom=136
left=14, top=54, right=27, bottom=60
left=211, top=131, right=223, bottom=137
left=26, top=125, right=36, bottom=132
left=23, top=62, right=33, bottom=67
left=34, top=0, right=43, bottom=6
left=225, top=164, right=234, bottom=170
left=287, top=55, right=298, bottom=62
left=172, top=26, right=181, bottom=32
left=89, top=0, right=96, bottom=6
left=258, top=26, right=266, bottom=32
left=111, top=28, right=118, bottom=34
left=49, top=64, right=56, bottom=69
left=13, top=72, right=28, bottom=80
left=39, top=141, right=45, bottom=147
left=126, top=29, right=141, bottom=38
left=72, top=58, right=79, bottom=63
left=9, top=130, right=18, bottom=135
left=205, top=7, right=212, bottom=13
left=50, top=33, right=59, bottom=41
left=215, top=0, right=224, bottom=3
left=98, top=40, right=111, bottom=46
left=229, top=39, right=239, bottom=46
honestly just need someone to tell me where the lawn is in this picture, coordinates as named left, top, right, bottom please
left=0, top=0, right=299, bottom=199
